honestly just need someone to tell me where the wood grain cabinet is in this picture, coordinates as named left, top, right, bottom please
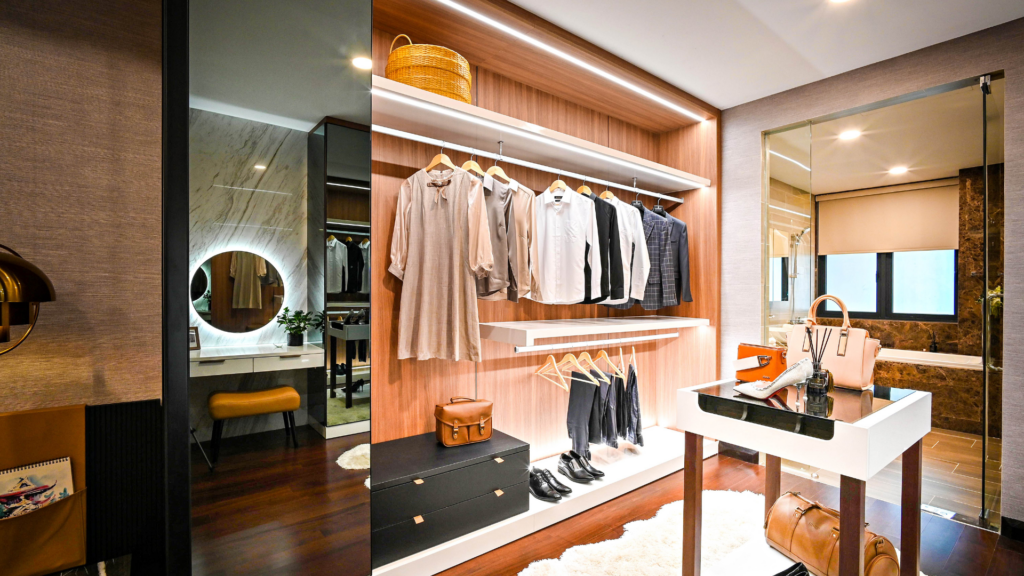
left=370, top=430, right=530, bottom=568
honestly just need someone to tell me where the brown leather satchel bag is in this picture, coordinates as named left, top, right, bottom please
left=434, top=397, right=493, bottom=447
left=765, top=492, right=899, bottom=576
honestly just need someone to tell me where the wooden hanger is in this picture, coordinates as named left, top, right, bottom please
left=486, top=162, right=510, bottom=184
left=600, top=190, right=616, bottom=200
left=556, top=353, right=599, bottom=385
left=535, top=355, right=569, bottom=392
left=595, top=349, right=626, bottom=379
left=462, top=153, right=486, bottom=177
left=327, top=234, right=336, bottom=242
left=576, top=177, right=592, bottom=196
left=547, top=179, right=568, bottom=193
left=360, top=238, right=370, bottom=246
left=345, top=236, right=353, bottom=242
left=578, top=352, right=610, bottom=383
left=426, top=143, right=458, bottom=172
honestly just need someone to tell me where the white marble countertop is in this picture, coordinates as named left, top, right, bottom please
left=189, top=343, right=324, bottom=362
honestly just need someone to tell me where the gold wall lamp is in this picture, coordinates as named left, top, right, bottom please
left=0, top=244, right=56, bottom=356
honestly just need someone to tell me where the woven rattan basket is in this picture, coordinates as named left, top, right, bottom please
left=385, top=34, right=472, bottom=104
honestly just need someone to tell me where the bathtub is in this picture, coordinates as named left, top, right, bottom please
left=877, top=348, right=983, bottom=371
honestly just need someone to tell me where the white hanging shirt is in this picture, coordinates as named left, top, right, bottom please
left=326, top=237, right=347, bottom=293
left=530, top=188, right=602, bottom=304
left=603, top=197, right=650, bottom=305
left=359, top=240, right=371, bottom=294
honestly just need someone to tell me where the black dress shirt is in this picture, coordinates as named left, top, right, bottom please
left=664, top=215, right=693, bottom=303
left=345, top=239, right=364, bottom=293
left=582, top=194, right=624, bottom=303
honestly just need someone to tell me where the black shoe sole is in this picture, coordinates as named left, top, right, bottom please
left=528, top=486, right=562, bottom=502
left=557, top=467, right=594, bottom=484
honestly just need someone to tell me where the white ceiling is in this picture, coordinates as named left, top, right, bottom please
left=508, top=0, right=1024, bottom=109
left=190, top=0, right=371, bottom=130
left=769, top=79, right=1005, bottom=194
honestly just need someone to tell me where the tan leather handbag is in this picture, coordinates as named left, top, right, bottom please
left=787, top=295, right=881, bottom=390
left=434, top=397, right=493, bottom=447
left=765, top=492, right=899, bottom=576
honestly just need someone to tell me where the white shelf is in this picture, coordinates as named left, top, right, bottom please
left=479, top=315, right=710, bottom=346
left=372, top=76, right=710, bottom=194
left=372, top=427, right=718, bottom=576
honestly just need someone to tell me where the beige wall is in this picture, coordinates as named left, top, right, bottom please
left=721, top=18, right=1024, bottom=520
left=0, top=0, right=163, bottom=411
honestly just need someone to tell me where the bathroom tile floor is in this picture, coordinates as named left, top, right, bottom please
left=784, top=428, right=1002, bottom=529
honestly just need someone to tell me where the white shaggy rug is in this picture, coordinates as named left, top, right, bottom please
left=336, top=443, right=370, bottom=470
left=519, top=491, right=927, bottom=576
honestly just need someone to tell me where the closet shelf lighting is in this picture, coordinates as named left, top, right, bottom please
left=352, top=57, right=373, bottom=70
left=327, top=182, right=372, bottom=190
left=254, top=164, right=267, bottom=170
left=372, top=87, right=704, bottom=190
left=432, top=0, right=706, bottom=123
left=889, top=166, right=908, bottom=175
left=769, top=150, right=810, bottom=172
left=372, top=124, right=684, bottom=204
left=839, top=130, right=861, bottom=140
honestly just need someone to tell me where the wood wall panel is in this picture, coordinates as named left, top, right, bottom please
left=0, top=0, right=162, bottom=411
left=371, top=9, right=721, bottom=451
left=373, top=0, right=719, bottom=132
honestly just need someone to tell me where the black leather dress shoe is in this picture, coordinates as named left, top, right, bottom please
left=537, top=468, right=571, bottom=494
left=557, top=453, right=594, bottom=483
left=772, top=563, right=809, bottom=576
left=529, top=469, right=562, bottom=502
left=570, top=450, right=604, bottom=477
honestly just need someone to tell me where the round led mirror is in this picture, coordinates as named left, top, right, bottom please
left=191, top=251, right=284, bottom=333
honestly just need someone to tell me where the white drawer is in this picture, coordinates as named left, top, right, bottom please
left=190, top=358, right=254, bottom=377
left=253, top=353, right=323, bottom=373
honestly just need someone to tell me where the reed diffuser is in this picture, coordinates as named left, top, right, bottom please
left=804, top=326, right=835, bottom=396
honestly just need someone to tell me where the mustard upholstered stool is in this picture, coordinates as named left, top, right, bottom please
left=208, top=386, right=301, bottom=464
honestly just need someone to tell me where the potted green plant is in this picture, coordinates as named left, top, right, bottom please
left=277, top=307, right=316, bottom=347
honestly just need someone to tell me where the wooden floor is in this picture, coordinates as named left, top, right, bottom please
left=785, top=429, right=1002, bottom=526
left=190, top=426, right=370, bottom=576
left=440, top=454, right=1024, bottom=576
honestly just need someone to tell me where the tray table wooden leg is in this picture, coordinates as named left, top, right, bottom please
left=840, top=475, right=866, bottom=576
left=765, top=453, right=781, bottom=519
left=684, top=431, right=704, bottom=576
left=901, top=439, right=923, bottom=576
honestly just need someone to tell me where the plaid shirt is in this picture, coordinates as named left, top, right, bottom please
left=607, top=209, right=675, bottom=310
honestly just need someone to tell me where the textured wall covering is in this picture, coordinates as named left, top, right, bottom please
left=189, top=109, right=309, bottom=346
left=0, top=0, right=162, bottom=410
left=721, top=18, right=1024, bottom=519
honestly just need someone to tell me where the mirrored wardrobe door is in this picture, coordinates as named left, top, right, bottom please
left=188, top=0, right=372, bottom=573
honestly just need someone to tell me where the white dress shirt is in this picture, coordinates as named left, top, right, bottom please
left=530, top=188, right=602, bottom=304
left=326, top=237, right=347, bottom=293
left=603, top=197, right=650, bottom=305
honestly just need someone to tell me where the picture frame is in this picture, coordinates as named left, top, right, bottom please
left=188, top=326, right=201, bottom=351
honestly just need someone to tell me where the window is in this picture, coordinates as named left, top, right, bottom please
left=770, top=257, right=789, bottom=302
left=817, top=250, right=957, bottom=321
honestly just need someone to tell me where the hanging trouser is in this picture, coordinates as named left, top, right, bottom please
left=567, top=373, right=597, bottom=459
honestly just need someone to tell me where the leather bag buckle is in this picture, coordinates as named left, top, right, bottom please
left=453, top=420, right=459, bottom=439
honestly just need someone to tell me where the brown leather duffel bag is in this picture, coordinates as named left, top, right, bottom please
left=765, top=492, right=899, bottom=576
left=434, top=397, right=493, bottom=447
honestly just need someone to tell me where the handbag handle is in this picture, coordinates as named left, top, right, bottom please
left=390, top=34, right=413, bottom=53
left=807, top=294, right=850, bottom=330
left=449, top=396, right=476, bottom=403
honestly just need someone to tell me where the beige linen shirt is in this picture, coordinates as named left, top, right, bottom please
left=389, top=167, right=494, bottom=361
left=510, top=181, right=536, bottom=300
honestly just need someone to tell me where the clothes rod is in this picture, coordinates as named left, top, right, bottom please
left=513, top=332, right=678, bottom=354
left=372, top=125, right=684, bottom=205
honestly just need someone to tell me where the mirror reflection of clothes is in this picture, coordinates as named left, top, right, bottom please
left=326, top=237, right=347, bottom=293
left=359, top=240, right=371, bottom=294
left=346, top=239, right=365, bottom=293
left=230, top=251, right=267, bottom=309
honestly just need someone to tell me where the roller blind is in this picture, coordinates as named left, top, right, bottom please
left=817, top=181, right=959, bottom=255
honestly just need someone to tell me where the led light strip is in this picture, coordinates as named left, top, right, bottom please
left=372, top=124, right=686, bottom=204
left=769, top=150, right=811, bottom=172
left=373, top=88, right=705, bottom=190
left=433, top=0, right=706, bottom=123
left=328, top=182, right=371, bottom=190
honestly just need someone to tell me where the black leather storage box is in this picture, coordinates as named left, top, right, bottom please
left=370, top=429, right=530, bottom=568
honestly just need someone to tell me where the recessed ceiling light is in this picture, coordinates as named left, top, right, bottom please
left=888, top=166, right=908, bottom=175
left=839, top=130, right=861, bottom=140
left=254, top=164, right=267, bottom=170
left=830, top=0, right=851, bottom=3
left=352, top=57, right=373, bottom=70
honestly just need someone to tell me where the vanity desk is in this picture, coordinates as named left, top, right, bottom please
left=677, top=380, right=931, bottom=576
left=189, top=344, right=325, bottom=377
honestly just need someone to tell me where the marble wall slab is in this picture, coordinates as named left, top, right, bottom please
left=189, top=108, right=308, bottom=347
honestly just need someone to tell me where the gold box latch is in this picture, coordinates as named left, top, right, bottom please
left=494, top=457, right=504, bottom=463
left=413, top=478, right=424, bottom=485
left=413, top=515, right=424, bottom=524
left=494, top=489, right=504, bottom=497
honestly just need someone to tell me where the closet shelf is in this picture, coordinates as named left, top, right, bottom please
left=371, top=76, right=711, bottom=194
left=479, top=315, right=709, bottom=347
